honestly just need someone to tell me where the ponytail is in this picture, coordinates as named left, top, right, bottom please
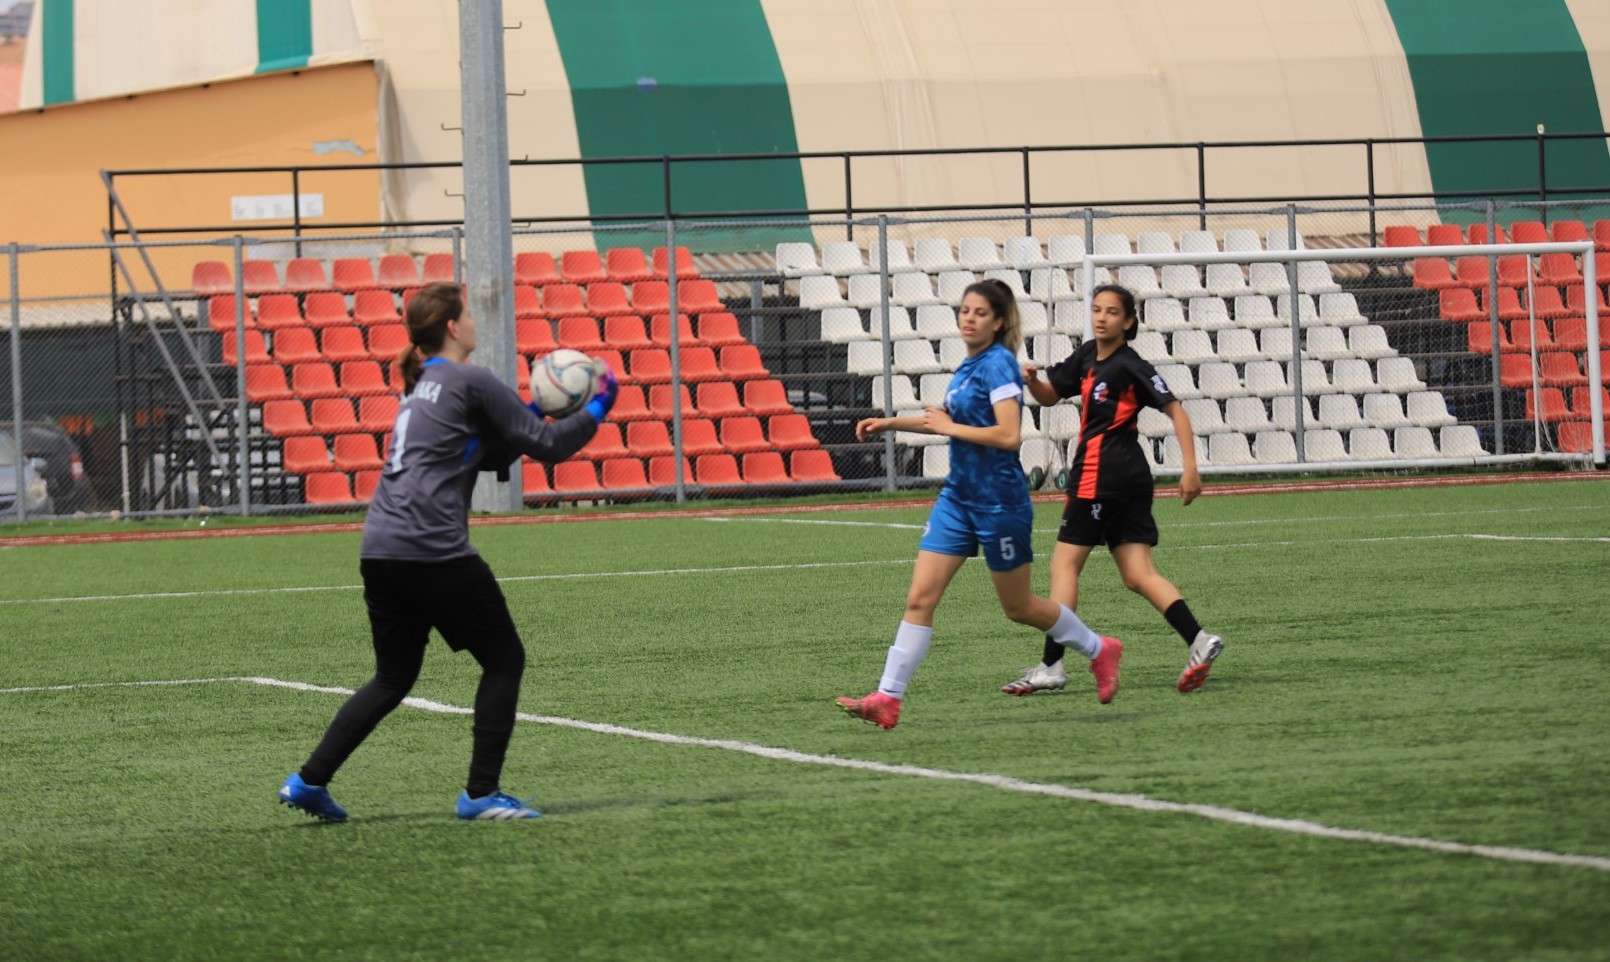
left=397, top=281, right=463, bottom=394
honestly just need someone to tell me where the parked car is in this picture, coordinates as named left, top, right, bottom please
left=0, top=431, right=54, bottom=518
left=0, top=421, right=92, bottom=513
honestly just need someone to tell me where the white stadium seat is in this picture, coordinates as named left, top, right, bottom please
left=775, top=242, right=822, bottom=277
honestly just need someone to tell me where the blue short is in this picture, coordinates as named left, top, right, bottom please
left=918, top=492, right=1035, bottom=572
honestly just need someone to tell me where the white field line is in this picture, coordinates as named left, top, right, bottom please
left=2, top=674, right=1607, bottom=874
left=4, top=529, right=1605, bottom=607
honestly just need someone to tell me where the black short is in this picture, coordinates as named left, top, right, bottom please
left=360, top=554, right=521, bottom=656
left=1056, top=490, right=1160, bottom=549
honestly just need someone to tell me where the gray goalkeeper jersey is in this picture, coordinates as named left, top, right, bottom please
left=360, top=357, right=597, bottom=561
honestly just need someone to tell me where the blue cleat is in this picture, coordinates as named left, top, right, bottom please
left=456, top=790, right=541, bottom=820
left=279, top=772, right=348, bottom=823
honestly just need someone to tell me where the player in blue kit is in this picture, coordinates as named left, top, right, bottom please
left=279, top=281, right=616, bottom=822
left=836, top=279, right=1123, bottom=730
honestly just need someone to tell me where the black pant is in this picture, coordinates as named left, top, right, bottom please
left=300, top=555, right=526, bottom=797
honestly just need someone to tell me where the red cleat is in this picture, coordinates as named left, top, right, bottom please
left=1089, top=637, right=1123, bottom=704
left=835, top=691, right=902, bottom=729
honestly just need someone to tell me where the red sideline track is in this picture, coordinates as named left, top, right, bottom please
left=1, top=471, right=1604, bottom=549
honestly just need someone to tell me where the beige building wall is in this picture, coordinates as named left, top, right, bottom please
left=0, top=61, right=380, bottom=303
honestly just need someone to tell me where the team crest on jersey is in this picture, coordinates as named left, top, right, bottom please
left=1152, top=374, right=1170, bottom=395
left=1091, top=502, right=1103, bottom=520
left=1092, top=381, right=1109, bottom=404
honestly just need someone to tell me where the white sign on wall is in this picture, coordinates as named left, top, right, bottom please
left=230, top=194, right=326, bottom=222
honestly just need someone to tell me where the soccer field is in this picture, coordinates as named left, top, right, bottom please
left=2, top=478, right=1609, bottom=962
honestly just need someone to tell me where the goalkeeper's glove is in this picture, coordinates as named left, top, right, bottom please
left=583, top=363, right=619, bottom=422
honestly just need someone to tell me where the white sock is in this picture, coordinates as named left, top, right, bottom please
left=1047, top=603, right=1102, bottom=660
left=877, top=621, right=933, bottom=698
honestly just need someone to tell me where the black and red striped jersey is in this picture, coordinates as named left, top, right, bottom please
left=1044, top=340, right=1178, bottom=499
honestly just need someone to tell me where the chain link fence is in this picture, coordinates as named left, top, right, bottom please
left=2, top=202, right=1602, bottom=520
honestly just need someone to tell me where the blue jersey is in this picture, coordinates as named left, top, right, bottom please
left=940, top=342, right=1030, bottom=510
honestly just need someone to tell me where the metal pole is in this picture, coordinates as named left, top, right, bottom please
left=1486, top=200, right=1503, bottom=455
left=1583, top=241, right=1605, bottom=466
left=1365, top=140, right=1377, bottom=243
left=8, top=244, right=23, bottom=521
left=666, top=215, right=686, bottom=503
left=877, top=214, right=896, bottom=492
left=1536, top=124, right=1547, bottom=222
left=1284, top=204, right=1305, bottom=460
left=460, top=0, right=521, bottom=513
left=232, top=236, right=251, bottom=516
left=1196, top=144, right=1208, bottom=231
left=1022, top=148, right=1032, bottom=237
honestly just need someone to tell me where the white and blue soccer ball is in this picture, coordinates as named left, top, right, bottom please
left=531, top=348, right=601, bottom=418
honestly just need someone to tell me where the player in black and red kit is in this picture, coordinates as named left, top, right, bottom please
left=1002, top=284, right=1224, bottom=699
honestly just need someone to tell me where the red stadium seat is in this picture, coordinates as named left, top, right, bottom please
left=741, top=451, right=790, bottom=485
left=1537, top=254, right=1582, bottom=286
left=284, top=258, right=331, bottom=293
left=514, top=252, right=561, bottom=287
left=557, top=316, right=606, bottom=353
left=575, top=423, right=629, bottom=461
left=767, top=413, right=820, bottom=450
left=303, top=471, right=353, bottom=504
left=1439, top=288, right=1484, bottom=323
left=632, top=282, right=671, bottom=317
left=341, top=360, right=392, bottom=397
left=543, top=284, right=590, bottom=318
left=513, top=285, right=543, bottom=319
left=367, top=324, right=410, bottom=362
left=422, top=253, right=457, bottom=284
left=603, top=315, right=653, bottom=351
left=1467, top=321, right=1511, bottom=355
left=648, top=384, right=697, bottom=420
left=695, top=453, right=743, bottom=487
left=377, top=254, right=421, bottom=290
left=208, top=296, right=255, bottom=333
left=1510, top=221, right=1548, bottom=245
left=552, top=460, right=601, bottom=493
left=1453, top=257, right=1489, bottom=290
left=244, top=363, right=294, bottom=402
left=1382, top=226, right=1421, bottom=247
left=605, top=247, right=654, bottom=283
left=1525, top=387, right=1571, bottom=422
left=353, top=469, right=381, bottom=502
left=1425, top=224, right=1465, bottom=246
left=1466, top=223, right=1507, bottom=246
left=320, top=326, right=370, bottom=363
left=560, top=250, right=608, bottom=285
left=653, top=245, right=698, bottom=279
left=650, top=312, right=697, bottom=347
left=521, top=460, right=551, bottom=495
left=283, top=436, right=334, bottom=474
left=272, top=328, right=321, bottom=365
left=680, top=418, right=724, bottom=456
left=742, top=379, right=793, bottom=416
left=1570, top=385, right=1610, bottom=418
left=585, top=282, right=633, bottom=317
left=332, top=433, right=384, bottom=471
left=628, top=349, right=671, bottom=384
left=648, top=455, right=694, bottom=487
left=191, top=260, right=233, bottom=296
left=353, top=290, right=402, bottom=326
left=674, top=279, right=724, bottom=314
left=696, top=312, right=745, bottom=347
left=262, top=400, right=315, bottom=437
left=720, top=344, right=770, bottom=380
left=1538, top=352, right=1586, bottom=387
left=719, top=416, right=769, bottom=454
left=696, top=380, right=748, bottom=418
left=332, top=258, right=380, bottom=293
left=311, top=397, right=362, bottom=435
left=626, top=420, right=675, bottom=457
left=255, top=294, right=304, bottom=331
left=1509, top=319, right=1556, bottom=353
left=221, top=329, right=269, bottom=366
left=677, top=347, right=722, bottom=382
left=1496, top=255, right=1532, bottom=288
left=1527, top=286, right=1571, bottom=321
left=600, top=457, right=650, bottom=490
left=516, top=318, right=557, bottom=355
left=358, top=394, right=401, bottom=432
left=1552, top=220, right=1589, bottom=244
left=1411, top=258, right=1457, bottom=291
left=1551, top=316, right=1590, bottom=353
left=1595, top=220, right=1610, bottom=252
left=303, top=292, right=352, bottom=328
left=241, top=259, right=282, bottom=296
left=291, top=362, right=343, bottom=399
left=789, top=449, right=840, bottom=482
left=610, top=385, right=653, bottom=421
left=1498, top=353, right=1533, bottom=388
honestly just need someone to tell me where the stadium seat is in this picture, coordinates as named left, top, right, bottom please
left=1378, top=357, right=1426, bottom=393
left=235, top=259, right=279, bottom=297
left=1555, top=420, right=1601, bottom=453
left=1223, top=397, right=1271, bottom=433
left=1526, top=388, right=1572, bottom=422
left=1318, top=293, right=1366, bottom=326
left=649, top=384, right=697, bottom=420
left=1440, top=425, right=1488, bottom=457
left=605, top=247, right=653, bottom=284
left=1301, top=429, right=1349, bottom=461
left=192, top=260, right=234, bottom=296
left=262, top=399, right=314, bottom=437
left=220, top=329, right=270, bottom=367
left=892, top=271, right=941, bottom=307
left=720, top=344, right=770, bottom=380
left=604, top=315, right=653, bottom=351
left=955, top=237, right=1005, bottom=271
left=1495, top=255, right=1532, bottom=288
left=1424, top=223, right=1464, bottom=246
left=1361, top=392, right=1410, bottom=428
left=1595, top=221, right=1610, bottom=252
left=1466, top=223, right=1507, bottom=246
left=1510, top=221, right=1548, bottom=245
left=353, top=469, right=381, bottom=502
left=332, top=258, right=379, bottom=294
left=1509, top=319, right=1556, bottom=353
left=283, top=258, right=330, bottom=294
left=790, top=449, right=840, bottom=482
left=648, top=455, right=694, bottom=487
left=515, top=252, right=561, bottom=286
left=208, top=295, right=255, bottom=333
left=678, top=418, right=723, bottom=457
left=673, top=280, right=723, bottom=315
left=542, top=284, right=590, bottom=318
left=303, top=471, right=353, bottom=504
left=774, top=242, right=821, bottom=277
left=1348, top=325, right=1394, bottom=360
left=1411, top=258, right=1457, bottom=291
left=652, top=246, right=698, bottom=279
left=1490, top=286, right=1531, bottom=321
left=1538, top=254, right=1582, bottom=287
left=695, top=454, right=743, bottom=487
left=696, top=312, right=745, bottom=347
left=367, top=324, right=410, bottom=361
left=1252, top=429, right=1296, bottom=463
left=422, top=253, right=457, bottom=284
left=552, top=461, right=601, bottom=493
left=512, top=285, right=543, bottom=319
left=1383, top=226, right=1421, bottom=247
left=1406, top=391, right=1456, bottom=427
left=358, top=394, right=401, bottom=432
left=283, top=436, right=334, bottom=474
left=521, top=460, right=551, bottom=495
left=1552, top=220, right=1590, bottom=244
left=766, top=413, right=820, bottom=450
left=1196, top=362, right=1244, bottom=399
left=557, top=317, right=606, bottom=353
left=677, top=346, right=722, bottom=382
left=560, top=250, right=608, bottom=285
left=1206, top=432, right=1254, bottom=465
left=628, top=349, right=672, bottom=384
left=311, top=397, right=362, bottom=435
left=609, top=386, right=652, bottom=421
left=1467, top=321, right=1510, bottom=355
left=1392, top=426, right=1439, bottom=459
left=601, top=457, right=650, bottom=491
left=1549, top=316, right=1590, bottom=353
left=1498, top=353, right=1535, bottom=388
left=1539, top=352, right=1586, bottom=387
left=719, top=417, right=769, bottom=454
left=867, top=240, right=913, bottom=272
left=377, top=254, right=421, bottom=290
left=594, top=349, right=630, bottom=385
left=244, top=363, right=294, bottom=403
left=922, top=445, right=950, bottom=478
left=797, top=275, right=847, bottom=310
left=650, top=312, right=698, bottom=347
left=1566, top=283, right=1609, bottom=318
left=332, top=433, right=384, bottom=472
left=1316, top=394, right=1364, bottom=431
left=1182, top=398, right=1226, bottom=434
left=319, top=326, right=368, bottom=363
left=291, top=362, right=343, bottom=399
left=1570, top=386, right=1610, bottom=419
left=270, top=328, right=319, bottom=366
left=353, top=290, right=401, bottom=326
left=742, top=379, right=793, bottom=416
left=586, top=282, right=633, bottom=317
left=742, top=451, right=790, bottom=485
left=577, top=423, right=629, bottom=461
left=626, top=420, right=674, bottom=458
left=1439, top=288, right=1484, bottom=322
left=696, top=381, right=748, bottom=419
left=302, top=292, right=351, bottom=328
left=1453, top=256, right=1490, bottom=290
left=1271, top=395, right=1316, bottom=432
left=516, top=318, right=558, bottom=355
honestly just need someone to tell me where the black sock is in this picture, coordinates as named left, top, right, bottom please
left=1164, top=599, right=1202, bottom=646
left=1041, top=634, right=1065, bottom=667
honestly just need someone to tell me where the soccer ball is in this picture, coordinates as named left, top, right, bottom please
left=530, top=349, right=600, bottom=418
